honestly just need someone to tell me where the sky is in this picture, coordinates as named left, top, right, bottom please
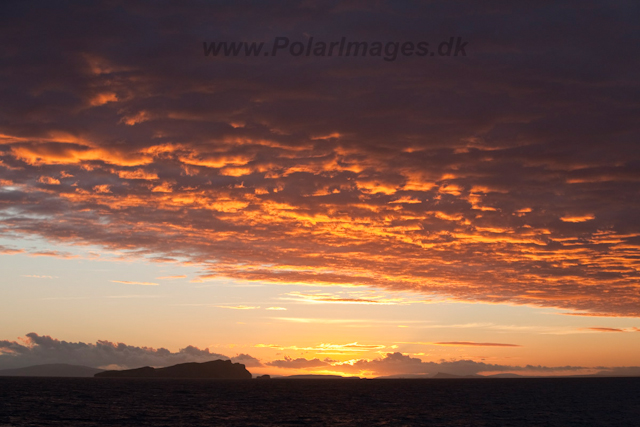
left=0, top=1, right=639, bottom=378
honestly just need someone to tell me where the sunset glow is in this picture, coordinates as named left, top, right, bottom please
left=1, top=1, right=639, bottom=379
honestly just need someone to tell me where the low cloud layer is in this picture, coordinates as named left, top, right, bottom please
left=1, top=334, right=638, bottom=377
left=0, top=333, right=261, bottom=370
left=268, top=352, right=640, bottom=378
left=1, top=1, right=639, bottom=316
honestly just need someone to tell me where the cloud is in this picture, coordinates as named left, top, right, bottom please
left=256, top=342, right=388, bottom=354
left=37, top=176, right=60, bottom=185
left=0, top=333, right=238, bottom=370
left=111, top=280, right=159, bottom=286
left=583, top=327, right=626, bottom=333
left=28, top=251, right=77, bottom=259
left=596, top=367, right=640, bottom=377
left=215, top=305, right=260, bottom=310
left=560, top=215, right=595, bottom=223
left=0, top=245, right=25, bottom=255
left=268, top=318, right=371, bottom=325
left=266, top=356, right=329, bottom=369
left=116, top=169, right=159, bottom=180
left=433, top=342, right=521, bottom=347
left=266, top=352, right=631, bottom=377
left=230, top=353, right=263, bottom=367
left=21, top=275, right=56, bottom=279
left=0, top=334, right=638, bottom=376
left=282, top=291, right=419, bottom=305
left=0, top=1, right=639, bottom=317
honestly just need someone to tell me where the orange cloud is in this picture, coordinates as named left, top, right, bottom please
left=93, top=184, right=111, bottom=193
left=89, top=92, right=118, bottom=106
left=28, top=251, right=77, bottom=259
left=561, top=215, right=595, bottom=223
left=11, top=144, right=153, bottom=166
left=432, top=342, right=522, bottom=347
left=116, top=169, right=159, bottom=180
left=37, top=176, right=60, bottom=185
left=0, top=246, right=25, bottom=255
left=2, top=4, right=639, bottom=320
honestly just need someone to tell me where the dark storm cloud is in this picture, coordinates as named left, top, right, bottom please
left=1, top=1, right=640, bottom=315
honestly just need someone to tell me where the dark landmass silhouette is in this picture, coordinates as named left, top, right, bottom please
left=94, top=360, right=251, bottom=379
left=375, top=373, right=523, bottom=379
left=256, top=374, right=271, bottom=379
left=432, top=372, right=483, bottom=379
left=0, top=364, right=104, bottom=377
left=374, top=374, right=431, bottom=379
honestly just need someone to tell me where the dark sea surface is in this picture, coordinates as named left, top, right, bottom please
left=1, top=377, right=639, bottom=426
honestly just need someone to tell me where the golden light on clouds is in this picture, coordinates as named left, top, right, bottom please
left=1, top=1, right=640, bottom=381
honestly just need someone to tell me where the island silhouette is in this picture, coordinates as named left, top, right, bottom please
left=94, top=360, right=251, bottom=379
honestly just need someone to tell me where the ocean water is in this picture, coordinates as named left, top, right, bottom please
left=1, top=377, right=639, bottom=426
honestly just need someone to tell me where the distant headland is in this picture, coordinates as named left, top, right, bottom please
left=94, top=360, right=251, bottom=379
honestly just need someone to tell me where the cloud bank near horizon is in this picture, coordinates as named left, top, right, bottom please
left=1, top=333, right=638, bottom=377
left=1, top=1, right=640, bottom=316
left=0, top=333, right=261, bottom=370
